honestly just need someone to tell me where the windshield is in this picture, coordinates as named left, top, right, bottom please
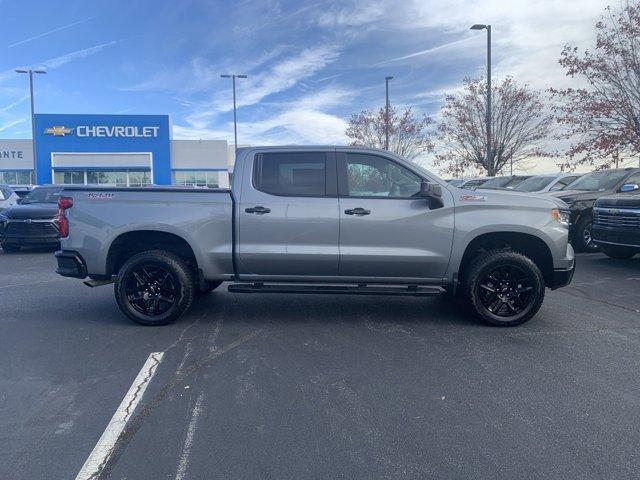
left=565, top=170, right=629, bottom=191
left=480, top=176, right=512, bottom=188
left=22, top=188, right=62, bottom=204
left=514, top=176, right=555, bottom=192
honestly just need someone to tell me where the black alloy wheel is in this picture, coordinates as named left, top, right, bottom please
left=124, top=265, right=177, bottom=316
left=464, top=249, right=545, bottom=327
left=115, top=250, right=195, bottom=326
left=477, top=265, right=534, bottom=317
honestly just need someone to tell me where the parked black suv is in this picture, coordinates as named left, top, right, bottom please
left=549, top=168, right=640, bottom=252
left=0, top=186, right=62, bottom=252
left=592, top=187, right=640, bottom=259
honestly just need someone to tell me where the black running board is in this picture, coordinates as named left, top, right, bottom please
left=227, top=283, right=444, bottom=296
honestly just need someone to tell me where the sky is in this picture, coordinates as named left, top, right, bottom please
left=0, top=0, right=611, bottom=174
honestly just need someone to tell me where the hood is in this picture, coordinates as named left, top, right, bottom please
left=455, top=187, right=568, bottom=209
left=595, top=192, right=640, bottom=208
left=546, top=189, right=602, bottom=206
left=2, top=203, right=58, bottom=220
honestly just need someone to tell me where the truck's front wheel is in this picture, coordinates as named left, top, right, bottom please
left=464, top=250, right=545, bottom=327
left=115, top=250, right=195, bottom=326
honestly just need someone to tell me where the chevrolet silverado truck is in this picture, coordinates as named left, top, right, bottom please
left=592, top=186, right=640, bottom=259
left=54, top=146, right=575, bottom=327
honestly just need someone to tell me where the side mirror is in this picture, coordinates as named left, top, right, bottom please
left=620, top=183, right=639, bottom=193
left=419, top=181, right=444, bottom=209
left=419, top=181, right=442, bottom=198
left=16, top=197, right=23, bottom=204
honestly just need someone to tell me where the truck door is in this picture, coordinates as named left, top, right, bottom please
left=237, top=150, right=340, bottom=277
left=337, top=152, right=454, bottom=280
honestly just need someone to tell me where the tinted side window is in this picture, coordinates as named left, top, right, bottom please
left=344, top=154, right=421, bottom=198
left=255, top=152, right=327, bottom=196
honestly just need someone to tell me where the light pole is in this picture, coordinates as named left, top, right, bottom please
left=220, top=74, right=247, bottom=157
left=385, top=76, right=394, bottom=150
left=470, top=24, right=491, bottom=174
left=15, top=68, right=46, bottom=185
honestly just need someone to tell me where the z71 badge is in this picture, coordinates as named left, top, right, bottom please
left=87, top=192, right=115, bottom=200
left=460, top=194, right=486, bottom=202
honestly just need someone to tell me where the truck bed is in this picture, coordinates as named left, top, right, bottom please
left=60, top=186, right=235, bottom=280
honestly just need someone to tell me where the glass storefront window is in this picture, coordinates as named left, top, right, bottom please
left=54, top=169, right=151, bottom=187
left=172, top=170, right=221, bottom=188
left=0, top=170, right=33, bottom=185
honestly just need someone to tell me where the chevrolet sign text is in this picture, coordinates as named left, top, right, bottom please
left=76, top=126, right=160, bottom=138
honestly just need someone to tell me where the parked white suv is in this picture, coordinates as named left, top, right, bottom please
left=0, top=185, right=19, bottom=212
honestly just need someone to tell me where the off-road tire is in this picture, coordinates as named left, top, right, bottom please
left=114, top=250, right=195, bottom=326
left=600, top=245, right=638, bottom=259
left=573, top=215, right=599, bottom=252
left=463, top=249, right=545, bottom=327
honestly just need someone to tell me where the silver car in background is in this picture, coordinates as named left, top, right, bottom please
left=0, top=185, right=19, bottom=213
left=514, top=173, right=583, bottom=193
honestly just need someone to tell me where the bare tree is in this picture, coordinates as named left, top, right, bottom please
left=345, top=105, right=434, bottom=160
left=435, top=77, right=553, bottom=176
left=550, top=1, right=640, bottom=169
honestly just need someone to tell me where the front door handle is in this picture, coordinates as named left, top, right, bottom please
left=344, top=207, right=371, bottom=216
left=245, top=206, right=271, bottom=214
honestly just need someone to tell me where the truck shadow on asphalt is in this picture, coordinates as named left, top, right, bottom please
left=186, top=289, right=481, bottom=329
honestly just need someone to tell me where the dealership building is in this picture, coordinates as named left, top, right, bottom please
left=0, top=114, right=233, bottom=188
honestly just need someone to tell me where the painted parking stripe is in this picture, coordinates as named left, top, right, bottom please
left=174, top=393, right=205, bottom=480
left=75, top=352, right=164, bottom=480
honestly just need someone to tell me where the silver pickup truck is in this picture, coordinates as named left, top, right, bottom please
left=55, top=146, right=575, bottom=327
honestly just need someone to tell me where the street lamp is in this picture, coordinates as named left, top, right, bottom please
left=470, top=24, right=492, bottom=173
left=220, top=74, right=247, bottom=158
left=15, top=68, right=46, bottom=185
left=385, top=76, right=394, bottom=150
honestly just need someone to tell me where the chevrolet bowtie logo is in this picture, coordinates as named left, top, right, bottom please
left=44, top=126, right=73, bottom=136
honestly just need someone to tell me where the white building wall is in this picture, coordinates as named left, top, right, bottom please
left=0, top=140, right=33, bottom=169
left=171, top=140, right=229, bottom=169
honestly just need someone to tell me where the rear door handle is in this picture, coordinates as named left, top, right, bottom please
left=344, top=207, right=371, bottom=216
left=245, top=206, right=271, bottom=214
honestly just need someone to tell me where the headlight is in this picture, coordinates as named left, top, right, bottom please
left=551, top=208, right=570, bottom=227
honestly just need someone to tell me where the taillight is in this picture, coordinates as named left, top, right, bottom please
left=57, top=196, right=73, bottom=238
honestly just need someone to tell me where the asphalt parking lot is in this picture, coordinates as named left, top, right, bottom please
left=1, top=249, right=640, bottom=480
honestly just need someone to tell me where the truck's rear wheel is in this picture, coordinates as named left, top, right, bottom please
left=115, top=250, right=195, bottom=326
left=464, top=250, right=545, bottom=327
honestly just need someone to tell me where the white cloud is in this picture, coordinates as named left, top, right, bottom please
left=7, top=17, right=94, bottom=48
left=185, top=44, right=341, bottom=128
left=317, top=1, right=386, bottom=27
left=176, top=85, right=353, bottom=145
left=40, top=40, right=120, bottom=69
left=0, top=95, right=29, bottom=112
left=0, top=118, right=25, bottom=132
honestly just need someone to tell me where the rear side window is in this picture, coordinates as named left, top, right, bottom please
left=254, top=152, right=327, bottom=196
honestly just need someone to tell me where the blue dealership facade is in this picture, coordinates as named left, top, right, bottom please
left=0, top=114, right=231, bottom=188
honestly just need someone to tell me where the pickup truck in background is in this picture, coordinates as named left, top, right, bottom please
left=55, top=146, right=575, bottom=327
left=592, top=187, right=640, bottom=259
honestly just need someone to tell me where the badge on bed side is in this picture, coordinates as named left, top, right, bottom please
left=460, top=194, right=486, bottom=202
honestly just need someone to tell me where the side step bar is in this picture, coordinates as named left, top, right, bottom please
left=227, top=283, right=444, bottom=296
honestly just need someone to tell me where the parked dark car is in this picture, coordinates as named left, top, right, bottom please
left=479, top=175, right=531, bottom=190
left=592, top=187, right=640, bottom=259
left=0, top=185, right=62, bottom=252
left=548, top=167, right=640, bottom=252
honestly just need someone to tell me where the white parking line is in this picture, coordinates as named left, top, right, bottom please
left=175, top=393, right=205, bottom=480
left=75, top=352, right=164, bottom=480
